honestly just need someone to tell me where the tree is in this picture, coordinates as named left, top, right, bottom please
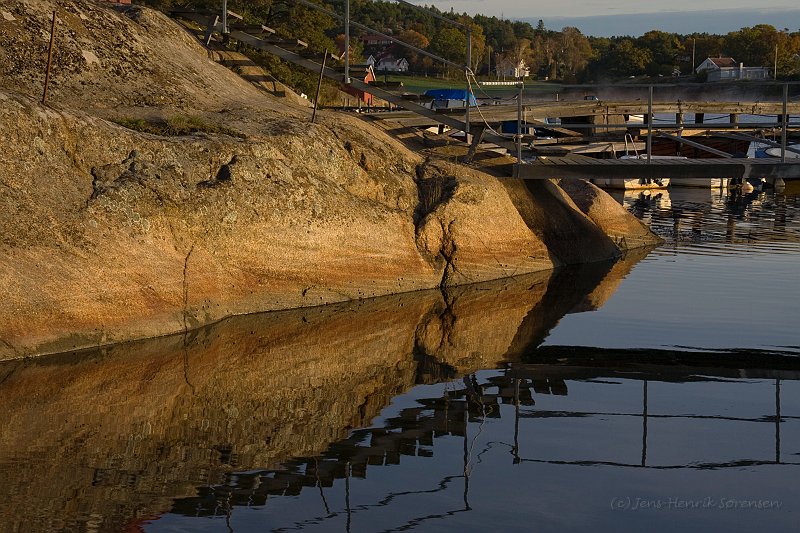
left=398, top=29, right=430, bottom=50
left=725, top=24, right=780, bottom=67
left=638, top=30, right=683, bottom=75
left=429, top=27, right=467, bottom=67
left=604, top=39, right=653, bottom=77
left=559, top=27, right=593, bottom=81
left=396, top=29, right=429, bottom=71
left=464, top=20, right=487, bottom=73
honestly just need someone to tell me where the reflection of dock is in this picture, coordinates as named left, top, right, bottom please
left=617, top=186, right=800, bottom=248
left=514, top=154, right=800, bottom=180
left=171, top=346, right=800, bottom=519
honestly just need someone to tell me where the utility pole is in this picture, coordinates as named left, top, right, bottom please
left=344, top=0, right=350, bottom=83
left=774, top=43, right=779, bottom=80
left=692, top=38, right=696, bottom=73
left=465, top=27, right=472, bottom=142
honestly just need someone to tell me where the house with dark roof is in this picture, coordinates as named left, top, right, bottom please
left=696, top=57, right=771, bottom=81
left=361, top=34, right=393, bottom=47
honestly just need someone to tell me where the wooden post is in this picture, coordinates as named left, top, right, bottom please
left=464, top=126, right=486, bottom=163
left=781, top=84, right=789, bottom=163
left=517, top=81, right=523, bottom=163
left=776, top=378, right=782, bottom=464
left=730, top=113, right=739, bottom=130
left=311, top=49, right=328, bottom=124
left=42, top=11, right=57, bottom=105
left=647, top=85, right=653, bottom=164
left=221, top=0, right=228, bottom=35
left=696, top=112, right=705, bottom=124
left=203, top=15, right=219, bottom=47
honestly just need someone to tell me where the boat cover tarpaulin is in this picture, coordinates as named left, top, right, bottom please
left=424, top=89, right=477, bottom=106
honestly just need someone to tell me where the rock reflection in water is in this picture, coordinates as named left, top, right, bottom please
left=0, top=253, right=644, bottom=532
left=165, top=347, right=800, bottom=532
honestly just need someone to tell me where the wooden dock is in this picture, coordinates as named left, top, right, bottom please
left=170, top=6, right=800, bottom=182
left=373, top=101, right=800, bottom=129
left=515, top=154, right=800, bottom=180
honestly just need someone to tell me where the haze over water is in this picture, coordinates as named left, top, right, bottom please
left=1, top=186, right=799, bottom=532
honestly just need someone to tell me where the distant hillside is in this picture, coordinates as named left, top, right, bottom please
left=526, top=8, right=800, bottom=37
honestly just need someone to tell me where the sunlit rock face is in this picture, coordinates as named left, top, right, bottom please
left=0, top=1, right=659, bottom=359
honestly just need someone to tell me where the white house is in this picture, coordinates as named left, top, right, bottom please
left=499, top=59, right=530, bottom=79
left=696, top=57, right=770, bottom=82
left=375, top=56, right=409, bottom=73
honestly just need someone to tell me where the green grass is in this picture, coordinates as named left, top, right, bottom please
left=113, top=115, right=245, bottom=138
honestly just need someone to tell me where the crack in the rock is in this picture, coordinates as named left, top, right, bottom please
left=182, top=243, right=196, bottom=394
left=0, top=360, right=21, bottom=388
left=0, top=337, right=21, bottom=358
left=182, top=244, right=195, bottom=335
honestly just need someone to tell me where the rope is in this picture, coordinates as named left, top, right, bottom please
left=465, top=68, right=520, bottom=104
left=463, top=69, right=519, bottom=141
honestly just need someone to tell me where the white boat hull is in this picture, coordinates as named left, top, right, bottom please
left=593, top=178, right=670, bottom=189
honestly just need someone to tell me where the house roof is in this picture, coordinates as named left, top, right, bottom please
left=375, top=55, right=407, bottom=65
left=708, top=57, right=737, bottom=68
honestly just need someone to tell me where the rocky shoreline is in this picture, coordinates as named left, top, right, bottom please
left=0, top=1, right=660, bottom=359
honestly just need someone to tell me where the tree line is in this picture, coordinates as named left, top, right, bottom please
left=143, top=0, right=800, bottom=83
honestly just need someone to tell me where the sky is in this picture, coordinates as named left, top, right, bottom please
left=411, top=1, right=800, bottom=36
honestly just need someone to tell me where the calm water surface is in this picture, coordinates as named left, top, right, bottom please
left=1, top=186, right=799, bottom=532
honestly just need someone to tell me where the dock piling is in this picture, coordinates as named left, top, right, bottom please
left=782, top=84, right=789, bottom=163
left=465, top=27, right=472, bottom=143
left=221, top=0, right=228, bottom=35
left=517, top=81, right=523, bottom=163
left=647, top=86, right=653, bottom=164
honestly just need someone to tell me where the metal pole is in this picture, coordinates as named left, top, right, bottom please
left=774, top=43, right=778, bottom=80
left=42, top=11, right=56, bottom=105
left=465, top=27, right=471, bottom=142
left=221, top=0, right=228, bottom=35
left=311, top=49, right=328, bottom=123
left=647, top=85, right=653, bottom=164
left=517, top=81, right=523, bottom=163
left=781, top=84, right=788, bottom=163
left=344, top=0, right=350, bottom=83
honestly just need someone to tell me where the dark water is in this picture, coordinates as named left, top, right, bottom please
left=1, top=187, right=800, bottom=532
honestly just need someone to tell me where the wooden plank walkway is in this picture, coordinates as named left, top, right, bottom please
left=515, top=155, right=800, bottom=179
left=371, top=101, right=800, bottom=128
